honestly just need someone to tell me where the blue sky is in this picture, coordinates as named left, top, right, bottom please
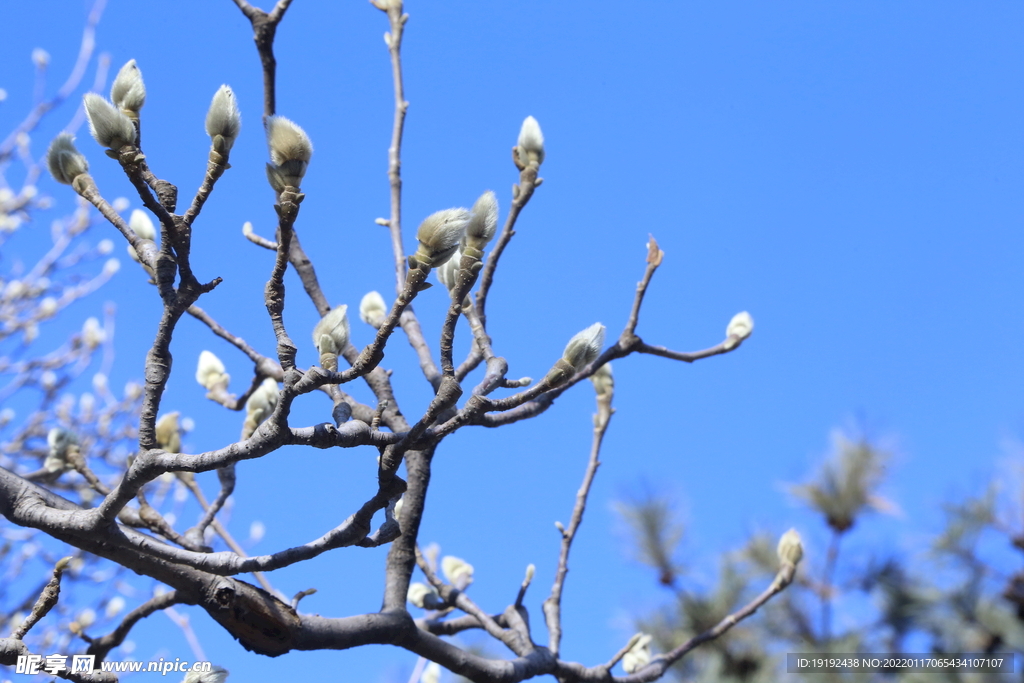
left=2, top=0, right=1023, bottom=681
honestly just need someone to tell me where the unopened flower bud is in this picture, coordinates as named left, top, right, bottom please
left=313, top=305, right=350, bottom=372
left=83, top=93, right=136, bottom=150
left=523, top=563, right=536, bottom=586
left=45, top=133, right=89, bottom=185
left=45, top=427, right=78, bottom=473
left=421, top=663, right=441, bottom=683
left=435, top=247, right=462, bottom=295
left=244, top=377, right=279, bottom=437
left=183, top=666, right=229, bottom=683
left=39, top=297, right=58, bottom=318
left=110, top=59, right=146, bottom=115
left=723, top=311, right=754, bottom=350
left=590, top=362, right=613, bottom=397
left=393, top=496, right=404, bottom=522
left=105, top=596, right=126, bottom=619
left=155, top=412, right=181, bottom=453
left=205, top=85, right=241, bottom=155
left=622, top=634, right=653, bottom=674
left=195, top=350, right=230, bottom=391
left=516, top=115, right=545, bottom=166
left=407, top=582, right=442, bottom=609
left=265, top=115, right=312, bottom=190
left=777, top=528, right=803, bottom=567
left=82, top=317, right=106, bottom=349
left=413, top=208, right=471, bottom=268
left=563, top=323, right=605, bottom=372
left=462, top=190, right=498, bottom=253
left=441, top=555, right=474, bottom=588
left=359, top=291, right=388, bottom=329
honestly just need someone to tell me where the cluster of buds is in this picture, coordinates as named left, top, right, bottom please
left=359, top=291, right=388, bottom=329
left=243, top=377, right=280, bottom=438
left=155, top=412, right=181, bottom=453
left=205, top=85, right=241, bottom=159
left=44, top=427, right=79, bottom=473
left=195, top=350, right=230, bottom=392
left=265, top=116, right=312, bottom=192
left=515, top=115, right=545, bottom=169
left=312, top=305, right=350, bottom=371
left=546, top=322, right=605, bottom=386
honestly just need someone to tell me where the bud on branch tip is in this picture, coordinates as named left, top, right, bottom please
left=110, top=59, right=146, bottom=114
left=724, top=311, right=754, bottom=350
left=563, top=322, right=605, bottom=372
left=414, top=208, right=471, bottom=268
left=206, top=85, right=241, bottom=155
left=517, top=115, right=545, bottom=166
left=265, top=115, right=312, bottom=191
left=83, top=93, right=137, bottom=150
left=46, top=133, right=89, bottom=185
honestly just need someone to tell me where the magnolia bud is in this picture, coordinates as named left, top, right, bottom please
left=110, top=59, right=146, bottom=115
left=622, top=634, right=653, bottom=674
left=590, top=362, right=613, bottom=397
left=393, top=496, right=404, bottom=522
left=523, top=563, right=536, bottom=586
left=723, top=311, right=754, bottom=350
left=243, top=377, right=280, bottom=437
left=129, top=209, right=156, bottom=240
left=45, top=133, right=89, bottom=185
left=83, top=93, right=136, bottom=150
left=407, top=582, right=443, bottom=610
left=205, top=85, right=241, bottom=155
left=359, top=291, right=388, bottom=329
left=155, top=412, right=181, bottom=453
left=82, top=317, right=106, bottom=349
left=462, top=190, right=498, bottom=253
left=441, top=555, right=474, bottom=588
left=435, top=246, right=462, bottom=295
left=413, top=208, right=471, bottom=268
left=516, top=115, right=545, bottom=166
left=195, top=350, right=229, bottom=391
left=183, top=666, right=229, bottom=683
left=777, top=528, right=804, bottom=567
left=312, top=305, right=350, bottom=372
left=45, top=427, right=78, bottom=473
left=563, top=322, right=605, bottom=371
left=421, top=663, right=441, bottom=683
left=265, top=115, right=312, bottom=190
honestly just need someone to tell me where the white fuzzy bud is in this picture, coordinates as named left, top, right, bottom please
left=441, top=555, right=474, bottom=588
left=45, top=427, right=78, bottom=472
left=407, top=582, right=442, bottom=609
left=435, top=246, right=462, bottom=295
left=45, top=133, right=89, bottom=185
left=245, top=378, right=280, bottom=428
left=104, top=596, right=126, bottom=619
left=393, top=496, right=404, bottom=522
left=83, top=93, right=136, bottom=150
left=524, top=563, right=535, bottom=586
left=196, top=350, right=229, bottom=391
left=110, top=59, right=146, bottom=114
left=622, top=634, right=653, bottom=674
left=82, top=317, right=106, bottom=349
left=517, top=115, right=545, bottom=166
left=359, top=291, right=388, bottom=329
left=155, top=412, right=181, bottom=453
left=265, top=115, right=312, bottom=189
left=206, top=85, right=241, bottom=154
left=313, top=305, right=350, bottom=371
left=463, top=190, right=498, bottom=252
left=129, top=209, right=156, bottom=240
left=39, top=296, right=58, bottom=318
left=724, top=311, right=754, bottom=350
left=421, top=662, right=441, bottom=683
left=777, top=528, right=804, bottom=567
left=414, top=208, right=471, bottom=268
left=183, top=667, right=230, bottom=683
left=562, top=323, right=605, bottom=372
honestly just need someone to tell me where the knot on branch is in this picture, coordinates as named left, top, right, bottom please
left=206, top=579, right=299, bottom=657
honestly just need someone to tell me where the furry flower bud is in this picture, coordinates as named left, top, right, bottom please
left=622, top=634, right=653, bottom=674
left=407, top=582, right=443, bottom=610
left=155, top=412, right=181, bottom=453
left=441, top=555, right=474, bottom=588
left=205, top=85, right=241, bottom=155
left=182, top=666, right=229, bottom=683
left=195, top=350, right=230, bottom=391
left=590, top=361, right=613, bottom=397
left=83, top=93, right=136, bottom=150
left=45, top=427, right=78, bottom=473
left=127, top=209, right=156, bottom=262
left=359, top=291, right=388, bottom=329
left=265, top=115, right=312, bottom=191
left=777, top=528, right=804, bottom=567
left=435, top=246, right=462, bottom=295
left=45, top=133, right=89, bottom=185
left=413, top=208, right=471, bottom=268
left=462, top=190, right=498, bottom=253
left=563, top=323, right=605, bottom=372
left=243, top=377, right=279, bottom=438
left=516, top=115, right=545, bottom=166
left=723, top=311, right=754, bottom=350
left=110, top=59, right=146, bottom=115
left=82, top=317, right=106, bottom=349
left=313, top=305, right=350, bottom=372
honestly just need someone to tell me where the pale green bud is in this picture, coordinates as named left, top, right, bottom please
left=313, top=305, right=350, bottom=371
left=407, top=582, right=442, bottom=609
left=441, top=555, right=474, bottom=588
left=265, top=115, right=312, bottom=189
left=245, top=378, right=280, bottom=427
left=413, top=208, right=471, bottom=268
left=435, top=246, right=462, bottom=295
left=110, top=59, right=146, bottom=114
left=590, top=362, right=613, bottom=397
left=155, top=412, right=181, bottom=453
left=205, top=85, right=241, bottom=155
left=622, top=634, right=653, bottom=674
left=45, top=133, right=89, bottom=185
left=516, top=115, right=545, bottom=166
left=83, top=93, right=136, bottom=150
left=462, top=190, right=498, bottom=252
left=777, top=528, right=804, bottom=567
left=196, top=350, right=230, bottom=391
left=421, top=663, right=441, bottom=683
left=129, top=209, right=156, bottom=240
left=359, top=291, right=387, bottom=329
left=45, top=427, right=78, bottom=472
left=562, top=322, right=605, bottom=372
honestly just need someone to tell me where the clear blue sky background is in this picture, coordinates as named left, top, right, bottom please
left=2, top=1, right=1023, bottom=681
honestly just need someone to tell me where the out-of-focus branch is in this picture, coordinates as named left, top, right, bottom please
left=83, top=590, right=183, bottom=663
